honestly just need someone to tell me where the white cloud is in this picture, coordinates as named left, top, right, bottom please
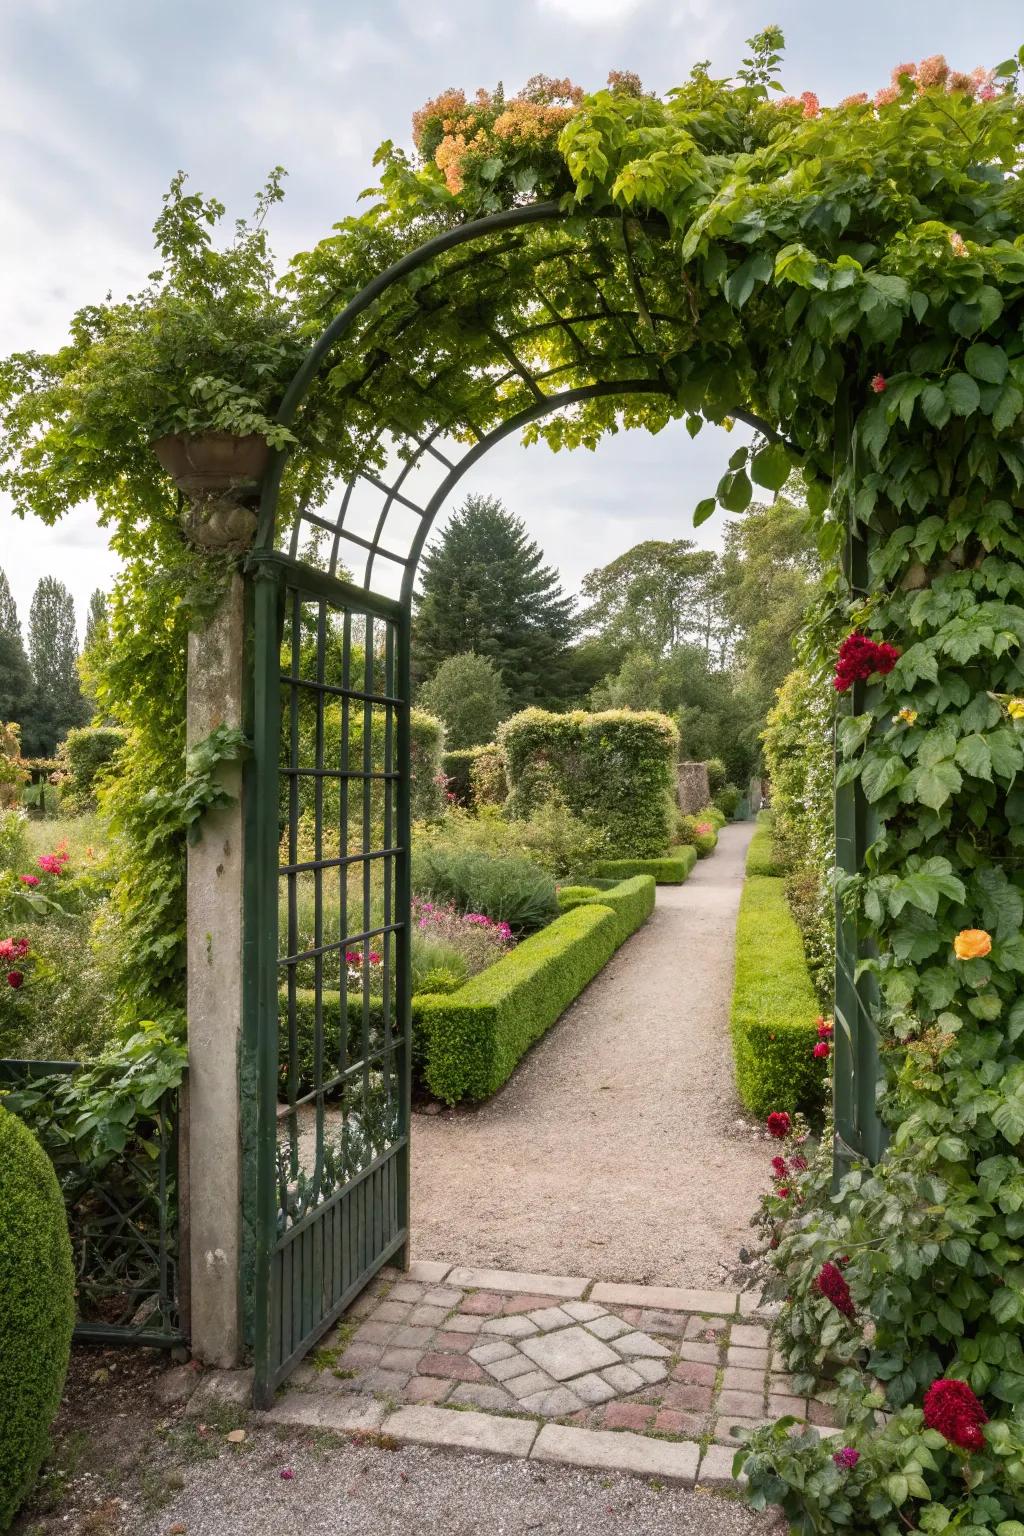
left=537, top=0, right=646, bottom=24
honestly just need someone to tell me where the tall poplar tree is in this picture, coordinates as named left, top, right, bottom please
left=0, top=566, right=31, bottom=724
left=25, top=577, right=87, bottom=754
left=413, top=494, right=575, bottom=708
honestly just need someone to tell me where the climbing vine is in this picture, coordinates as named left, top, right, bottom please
left=1, top=27, right=1024, bottom=1526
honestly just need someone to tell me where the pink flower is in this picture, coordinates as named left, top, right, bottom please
left=813, top=1041, right=830, bottom=1059
left=890, top=61, right=917, bottom=82
left=949, top=231, right=968, bottom=258
left=870, top=373, right=887, bottom=394
left=37, top=853, right=66, bottom=875
left=0, top=937, right=30, bottom=961
left=368, top=951, right=382, bottom=965
left=833, top=1446, right=860, bottom=1469
left=979, top=84, right=997, bottom=102
left=874, top=84, right=900, bottom=108
left=837, top=93, right=869, bottom=109
left=917, top=54, right=949, bottom=89
left=800, top=91, right=820, bottom=119
left=817, top=1019, right=833, bottom=1039
left=6, top=970, right=24, bottom=989
left=280, top=1467, right=295, bottom=1480
left=18, top=874, right=39, bottom=887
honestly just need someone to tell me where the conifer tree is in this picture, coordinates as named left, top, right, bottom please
left=25, top=577, right=87, bottom=754
left=0, top=566, right=31, bottom=725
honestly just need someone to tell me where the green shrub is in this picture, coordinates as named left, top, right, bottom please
left=469, top=743, right=507, bottom=807
left=499, top=707, right=678, bottom=859
left=730, top=875, right=823, bottom=1116
left=416, top=904, right=620, bottom=1103
left=592, top=844, right=696, bottom=884
left=557, top=884, right=602, bottom=911
left=279, top=990, right=387, bottom=1095
left=441, top=749, right=477, bottom=807
left=705, top=756, right=727, bottom=794
left=418, top=800, right=604, bottom=883
left=56, top=727, right=128, bottom=812
left=0, top=1106, right=74, bottom=1531
left=0, top=808, right=27, bottom=873
left=414, top=846, right=557, bottom=933
left=714, top=782, right=742, bottom=818
left=745, top=820, right=782, bottom=877
left=566, top=874, right=655, bottom=946
left=701, top=804, right=727, bottom=830
left=676, top=812, right=720, bottom=856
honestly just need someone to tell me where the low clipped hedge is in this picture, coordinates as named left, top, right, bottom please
left=416, top=903, right=622, bottom=1103
left=556, top=875, right=654, bottom=946
left=730, top=875, right=823, bottom=1116
left=557, top=884, right=602, bottom=911
left=0, top=1106, right=74, bottom=1531
left=745, top=819, right=783, bottom=877
left=592, top=844, right=696, bottom=884
left=694, top=828, right=718, bottom=858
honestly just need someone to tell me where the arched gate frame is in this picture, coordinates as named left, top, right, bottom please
left=240, top=201, right=882, bottom=1407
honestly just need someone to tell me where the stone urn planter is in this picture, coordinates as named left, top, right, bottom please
left=151, top=431, right=270, bottom=551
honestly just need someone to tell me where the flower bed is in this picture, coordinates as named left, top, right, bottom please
left=730, top=873, right=824, bottom=1115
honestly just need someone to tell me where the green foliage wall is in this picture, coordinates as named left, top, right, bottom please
left=0, top=1107, right=74, bottom=1532
left=57, top=725, right=128, bottom=811
left=499, top=707, right=678, bottom=859
left=762, top=666, right=835, bottom=1004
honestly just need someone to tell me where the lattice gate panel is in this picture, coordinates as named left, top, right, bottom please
left=246, top=559, right=411, bottom=1407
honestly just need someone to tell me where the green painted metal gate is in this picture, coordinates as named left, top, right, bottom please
left=244, top=553, right=412, bottom=1408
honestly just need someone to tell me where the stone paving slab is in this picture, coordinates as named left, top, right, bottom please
left=386, top=1404, right=538, bottom=1457
left=590, top=1282, right=739, bottom=1314
left=532, top=1423, right=700, bottom=1482
left=446, top=1266, right=589, bottom=1298
left=267, top=1392, right=387, bottom=1432
left=698, top=1443, right=746, bottom=1487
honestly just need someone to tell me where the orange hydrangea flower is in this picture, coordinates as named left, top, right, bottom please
left=954, top=929, right=992, bottom=960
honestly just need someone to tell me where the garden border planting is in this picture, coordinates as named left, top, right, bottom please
left=744, top=817, right=782, bottom=878
left=730, top=873, right=821, bottom=1116
left=416, top=895, right=645, bottom=1104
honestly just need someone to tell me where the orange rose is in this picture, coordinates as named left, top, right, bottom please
left=954, top=929, right=992, bottom=961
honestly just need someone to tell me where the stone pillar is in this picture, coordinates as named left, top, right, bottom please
left=185, top=572, right=247, bottom=1366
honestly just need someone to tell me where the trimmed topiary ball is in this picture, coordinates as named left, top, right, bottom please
left=0, top=1104, right=74, bottom=1531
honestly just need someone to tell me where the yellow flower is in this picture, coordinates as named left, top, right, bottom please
left=954, top=929, right=992, bottom=961
left=1008, top=698, right=1024, bottom=719
left=894, top=708, right=918, bottom=726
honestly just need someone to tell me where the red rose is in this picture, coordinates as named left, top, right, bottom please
left=834, top=633, right=901, bottom=693
left=767, top=1112, right=791, bottom=1139
left=922, top=1379, right=987, bottom=1451
left=815, top=1261, right=855, bottom=1318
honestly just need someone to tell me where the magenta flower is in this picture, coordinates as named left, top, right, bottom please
left=18, top=874, right=40, bottom=887
left=832, top=1446, right=860, bottom=1469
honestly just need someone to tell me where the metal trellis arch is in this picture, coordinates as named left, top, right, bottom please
left=240, top=200, right=882, bottom=1407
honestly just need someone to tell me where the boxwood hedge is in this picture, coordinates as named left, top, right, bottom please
left=729, top=874, right=823, bottom=1116
left=0, top=1106, right=74, bottom=1532
left=416, top=903, right=623, bottom=1104
left=592, top=844, right=696, bottom=884
left=745, top=820, right=782, bottom=878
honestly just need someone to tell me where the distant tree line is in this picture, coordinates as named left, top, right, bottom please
left=0, top=569, right=107, bottom=756
left=412, top=490, right=819, bottom=783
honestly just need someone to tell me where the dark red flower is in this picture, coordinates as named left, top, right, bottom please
left=870, top=373, right=887, bottom=393
left=922, top=1379, right=987, bottom=1451
left=815, top=1261, right=855, bottom=1318
left=833, top=1446, right=860, bottom=1469
left=817, top=1019, right=834, bottom=1039
left=791, top=1154, right=808, bottom=1171
left=777, top=1186, right=791, bottom=1198
left=6, top=970, right=24, bottom=989
left=767, top=1112, right=791, bottom=1139
left=770, top=1155, right=788, bottom=1179
left=834, top=633, right=901, bottom=693
left=813, top=1042, right=831, bottom=1059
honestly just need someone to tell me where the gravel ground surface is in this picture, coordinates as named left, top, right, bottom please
left=411, top=822, right=766, bottom=1288
left=149, top=1430, right=778, bottom=1536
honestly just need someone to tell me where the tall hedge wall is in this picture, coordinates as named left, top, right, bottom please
left=499, top=707, right=678, bottom=860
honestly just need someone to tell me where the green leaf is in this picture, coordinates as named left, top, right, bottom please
left=955, top=734, right=993, bottom=780
left=920, top=384, right=951, bottom=428
left=750, top=441, right=791, bottom=491
left=912, top=760, right=962, bottom=810
left=946, top=373, right=981, bottom=417
left=718, top=468, right=752, bottom=512
left=693, top=497, right=716, bottom=526
left=994, top=383, right=1024, bottom=433
left=965, top=342, right=1009, bottom=384
left=862, top=755, right=908, bottom=802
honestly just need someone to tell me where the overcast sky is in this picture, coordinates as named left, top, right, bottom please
left=2, top=0, right=1021, bottom=636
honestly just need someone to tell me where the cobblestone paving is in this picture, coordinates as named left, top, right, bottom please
left=221, top=1262, right=841, bottom=1489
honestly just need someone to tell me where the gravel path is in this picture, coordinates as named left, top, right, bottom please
left=150, top=1433, right=776, bottom=1536
left=411, top=822, right=765, bottom=1288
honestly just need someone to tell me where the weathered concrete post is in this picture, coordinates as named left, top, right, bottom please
left=185, top=570, right=247, bottom=1366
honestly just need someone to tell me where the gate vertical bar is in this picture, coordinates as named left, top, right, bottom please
left=394, top=602, right=413, bottom=1267
left=245, top=563, right=284, bottom=1409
